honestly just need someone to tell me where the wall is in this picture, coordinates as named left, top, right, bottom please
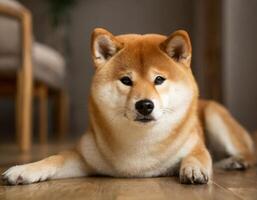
left=223, top=0, right=257, bottom=131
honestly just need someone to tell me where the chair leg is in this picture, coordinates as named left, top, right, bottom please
left=16, top=70, right=33, bottom=152
left=38, top=84, right=48, bottom=144
left=56, top=90, right=69, bottom=141
left=16, top=72, right=22, bottom=145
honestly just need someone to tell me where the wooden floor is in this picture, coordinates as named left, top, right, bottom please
left=0, top=143, right=257, bottom=200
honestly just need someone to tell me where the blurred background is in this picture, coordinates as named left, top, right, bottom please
left=0, top=0, right=256, bottom=148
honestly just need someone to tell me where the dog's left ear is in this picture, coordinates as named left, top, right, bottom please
left=161, top=30, right=192, bottom=66
left=91, top=28, right=123, bottom=68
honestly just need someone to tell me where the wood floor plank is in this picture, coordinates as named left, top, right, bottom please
left=0, top=176, right=241, bottom=200
left=213, top=168, right=257, bottom=200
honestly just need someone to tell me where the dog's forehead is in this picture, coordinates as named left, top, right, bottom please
left=116, top=34, right=167, bottom=46
left=113, top=34, right=174, bottom=74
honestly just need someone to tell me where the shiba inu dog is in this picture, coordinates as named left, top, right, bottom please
left=2, top=28, right=255, bottom=185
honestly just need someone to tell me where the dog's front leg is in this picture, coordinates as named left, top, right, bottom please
left=2, top=150, right=90, bottom=185
left=179, top=142, right=212, bottom=184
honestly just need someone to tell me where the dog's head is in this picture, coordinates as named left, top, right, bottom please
left=90, top=28, right=198, bottom=127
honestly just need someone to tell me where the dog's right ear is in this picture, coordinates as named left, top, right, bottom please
left=91, top=28, right=123, bottom=68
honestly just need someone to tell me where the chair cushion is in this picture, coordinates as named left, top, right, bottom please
left=33, top=42, right=66, bottom=89
left=0, top=0, right=25, bottom=54
left=0, top=42, right=66, bottom=89
left=0, top=0, right=24, bottom=9
left=0, top=17, right=21, bottom=55
left=0, top=54, right=20, bottom=72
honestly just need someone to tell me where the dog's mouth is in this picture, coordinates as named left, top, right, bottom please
left=134, top=115, right=155, bottom=123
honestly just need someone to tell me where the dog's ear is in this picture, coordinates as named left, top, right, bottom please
left=91, top=28, right=123, bottom=68
left=160, top=30, right=192, bottom=66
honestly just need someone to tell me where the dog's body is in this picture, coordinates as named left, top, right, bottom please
left=2, top=29, right=255, bottom=185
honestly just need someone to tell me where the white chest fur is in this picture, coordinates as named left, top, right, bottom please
left=80, top=116, right=198, bottom=177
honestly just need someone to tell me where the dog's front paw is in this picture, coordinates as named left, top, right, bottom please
left=179, top=164, right=209, bottom=184
left=2, top=164, right=50, bottom=185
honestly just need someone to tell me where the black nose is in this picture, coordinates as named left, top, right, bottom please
left=135, top=99, right=154, bottom=116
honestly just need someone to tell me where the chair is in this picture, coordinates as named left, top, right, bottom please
left=0, top=0, right=68, bottom=152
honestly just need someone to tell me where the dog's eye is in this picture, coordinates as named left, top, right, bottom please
left=120, top=76, right=133, bottom=86
left=154, top=76, right=166, bottom=85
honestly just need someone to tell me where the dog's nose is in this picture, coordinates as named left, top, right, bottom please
left=135, top=99, right=154, bottom=116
